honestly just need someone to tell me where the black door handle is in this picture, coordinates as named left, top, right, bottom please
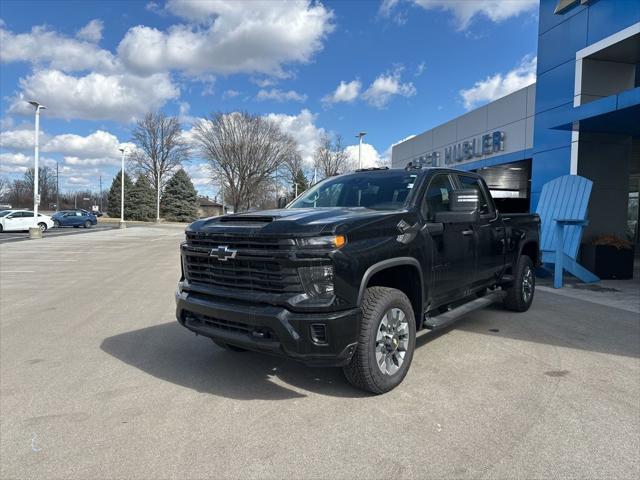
left=462, top=229, right=473, bottom=236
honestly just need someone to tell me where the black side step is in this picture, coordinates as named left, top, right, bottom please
left=423, top=291, right=506, bottom=331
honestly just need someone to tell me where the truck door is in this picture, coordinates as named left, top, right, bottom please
left=421, top=174, right=476, bottom=304
left=456, top=174, right=505, bottom=288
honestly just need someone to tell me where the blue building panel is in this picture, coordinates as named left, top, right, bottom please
left=530, top=146, right=572, bottom=210
left=538, top=0, right=587, bottom=35
left=534, top=61, right=576, bottom=114
left=586, top=0, right=640, bottom=44
left=537, top=9, right=588, bottom=75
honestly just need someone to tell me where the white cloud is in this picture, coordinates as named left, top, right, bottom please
left=0, top=152, right=56, bottom=174
left=0, top=24, right=116, bottom=72
left=460, top=55, right=536, bottom=109
left=381, top=0, right=538, bottom=30
left=63, top=156, right=121, bottom=167
left=118, top=1, right=334, bottom=77
left=415, top=62, right=426, bottom=77
left=0, top=128, right=46, bottom=151
left=362, top=68, right=416, bottom=108
left=76, top=19, right=104, bottom=43
left=222, top=89, right=240, bottom=99
left=264, top=109, right=326, bottom=167
left=256, top=89, right=307, bottom=103
left=344, top=142, right=386, bottom=170
left=322, top=79, right=361, bottom=104
left=43, top=130, right=134, bottom=159
left=8, top=69, right=179, bottom=122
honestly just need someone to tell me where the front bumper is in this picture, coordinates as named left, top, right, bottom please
left=175, top=282, right=361, bottom=367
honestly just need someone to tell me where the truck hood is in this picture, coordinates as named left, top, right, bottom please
left=187, top=207, right=410, bottom=237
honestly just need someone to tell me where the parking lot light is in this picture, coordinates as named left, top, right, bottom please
left=28, top=100, right=46, bottom=240
left=118, top=148, right=127, bottom=229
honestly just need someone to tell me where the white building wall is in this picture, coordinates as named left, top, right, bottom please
left=391, top=84, right=536, bottom=169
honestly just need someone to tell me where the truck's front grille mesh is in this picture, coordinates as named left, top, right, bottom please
left=183, top=232, right=303, bottom=294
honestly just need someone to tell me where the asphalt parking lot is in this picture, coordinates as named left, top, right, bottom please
left=0, top=223, right=136, bottom=244
left=1, top=225, right=639, bottom=479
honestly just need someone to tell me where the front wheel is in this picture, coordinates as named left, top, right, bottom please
left=343, top=286, right=416, bottom=394
left=84, top=220, right=92, bottom=229
left=53, top=220, right=60, bottom=228
left=38, top=222, right=47, bottom=232
left=504, top=255, right=535, bottom=312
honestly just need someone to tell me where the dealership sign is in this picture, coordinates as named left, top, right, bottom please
left=413, top=131, right=505, bottom=168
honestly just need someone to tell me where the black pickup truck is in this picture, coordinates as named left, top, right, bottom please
left=176, top=167, right=540, bottom=393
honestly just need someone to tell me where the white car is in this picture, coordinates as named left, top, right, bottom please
left=0, top=210, right=55, bottom=232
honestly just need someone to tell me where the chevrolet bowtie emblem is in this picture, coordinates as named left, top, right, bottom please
left=210, top=245, right=237, bottom=261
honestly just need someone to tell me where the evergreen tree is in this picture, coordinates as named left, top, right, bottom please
left=107, top=170, right=133, bottom=218
left=161, top=168, right=198, bottom=222
left=128, top=175, right=156, bottom=221
left=292, top=168, right=308, bottom=198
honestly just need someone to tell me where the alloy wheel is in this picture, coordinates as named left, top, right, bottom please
left=375, top=308, right=409, bottom=376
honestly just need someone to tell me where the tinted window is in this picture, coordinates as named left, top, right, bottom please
left=423, top=175, right=454, bottom=222
left=458, top=175, right=491, bottom=214
left=289, top=171, right=418, bottom=210
left=22, top=212, right=34, bottom=218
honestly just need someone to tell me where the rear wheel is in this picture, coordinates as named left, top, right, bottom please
left=84, top=220, right=91, bottom=228
left=504, top=255, right=535, bottom=312
left=212, top=339, right=247, bottom=352
left=343, top=286, right=416, bottom=394
left=38, top=222, right=47, bottom=232
left=0, top=225, right=3, bottom=232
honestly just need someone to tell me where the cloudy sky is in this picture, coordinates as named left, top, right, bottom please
left=0, top=0, right=539, bottom=196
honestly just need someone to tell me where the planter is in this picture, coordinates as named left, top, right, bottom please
left=581, top=243, right=634, bottom=280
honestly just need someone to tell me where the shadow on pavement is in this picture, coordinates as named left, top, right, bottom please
left=453, top=293, right=640, bottom=359
left=101, top=321, right=368, bottom=400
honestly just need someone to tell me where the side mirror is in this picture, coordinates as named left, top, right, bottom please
left=277, top=197, right=288, bottom=209
left=434, top=189, right=479, bottom=224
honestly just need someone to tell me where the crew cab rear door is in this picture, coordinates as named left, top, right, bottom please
left=455, top=174, right=505, bottom=288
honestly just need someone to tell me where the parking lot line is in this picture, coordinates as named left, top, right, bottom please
left=0, top=270, right=35, bottom=273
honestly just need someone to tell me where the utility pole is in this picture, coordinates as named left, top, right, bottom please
left=99, top=175, right=102, bottom=212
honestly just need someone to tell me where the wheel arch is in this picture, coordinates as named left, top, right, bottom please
left=358, top=257, right=424, bottom=329
left=519, top=240, right=540, bottom=267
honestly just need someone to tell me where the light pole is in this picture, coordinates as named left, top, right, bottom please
left=118, top=148, right=127, bottom=229
left=28, top=101, right=46, bottom=238
left=356, top=131, right=367, bottom=170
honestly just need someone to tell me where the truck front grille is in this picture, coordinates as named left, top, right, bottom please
left=183, top=232, right=304, bottom=294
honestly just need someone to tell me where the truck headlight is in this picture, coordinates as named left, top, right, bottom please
left=298, top=265, right=334, bottom=296
left=296, top=235, right=346, bottom=249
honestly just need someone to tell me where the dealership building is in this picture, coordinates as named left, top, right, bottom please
left=392, top=0, right=639, bottom=249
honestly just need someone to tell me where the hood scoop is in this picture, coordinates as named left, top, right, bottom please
left=219, top=215, right=274, bottom=223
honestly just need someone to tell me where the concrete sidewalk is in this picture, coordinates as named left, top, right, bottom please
left=1, top=227, right=639, bottom=479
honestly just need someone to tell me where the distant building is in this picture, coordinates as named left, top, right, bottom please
left=197, top=197, right=224, bottom=218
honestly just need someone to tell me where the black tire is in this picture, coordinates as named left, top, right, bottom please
left=343, top=286, right=416, bottom=394
left=0, top=224, right=3, bottom=232
left=504, top=255, right=535, bottom=312
left=211, top=339, right=247, bottom=352
left=84, top=220, right=91, bottom=229
left=38, top=222, right=47, bottom=232
left=53, top=220, right=60, bottom=228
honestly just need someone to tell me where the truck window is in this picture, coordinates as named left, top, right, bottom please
left=423, top=174, right=454, bottom=222
left=457, top=175, right=491, bottom=215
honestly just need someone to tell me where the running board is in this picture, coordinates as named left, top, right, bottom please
left=423, top=291, right=506, bottom=331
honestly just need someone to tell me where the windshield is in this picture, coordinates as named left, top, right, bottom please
left=289, top=171, right=418, bottom=210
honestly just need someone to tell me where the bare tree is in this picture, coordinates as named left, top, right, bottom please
left=24, top=166, right=57, bottom=208
left=192, top=111, right=299, bottom=213
left=130, top=112, right=190, bottom=222
left=313, top=134, right=348, bottom=179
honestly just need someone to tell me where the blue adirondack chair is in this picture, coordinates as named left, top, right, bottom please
left=536, top=175, right=599, bottom=288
